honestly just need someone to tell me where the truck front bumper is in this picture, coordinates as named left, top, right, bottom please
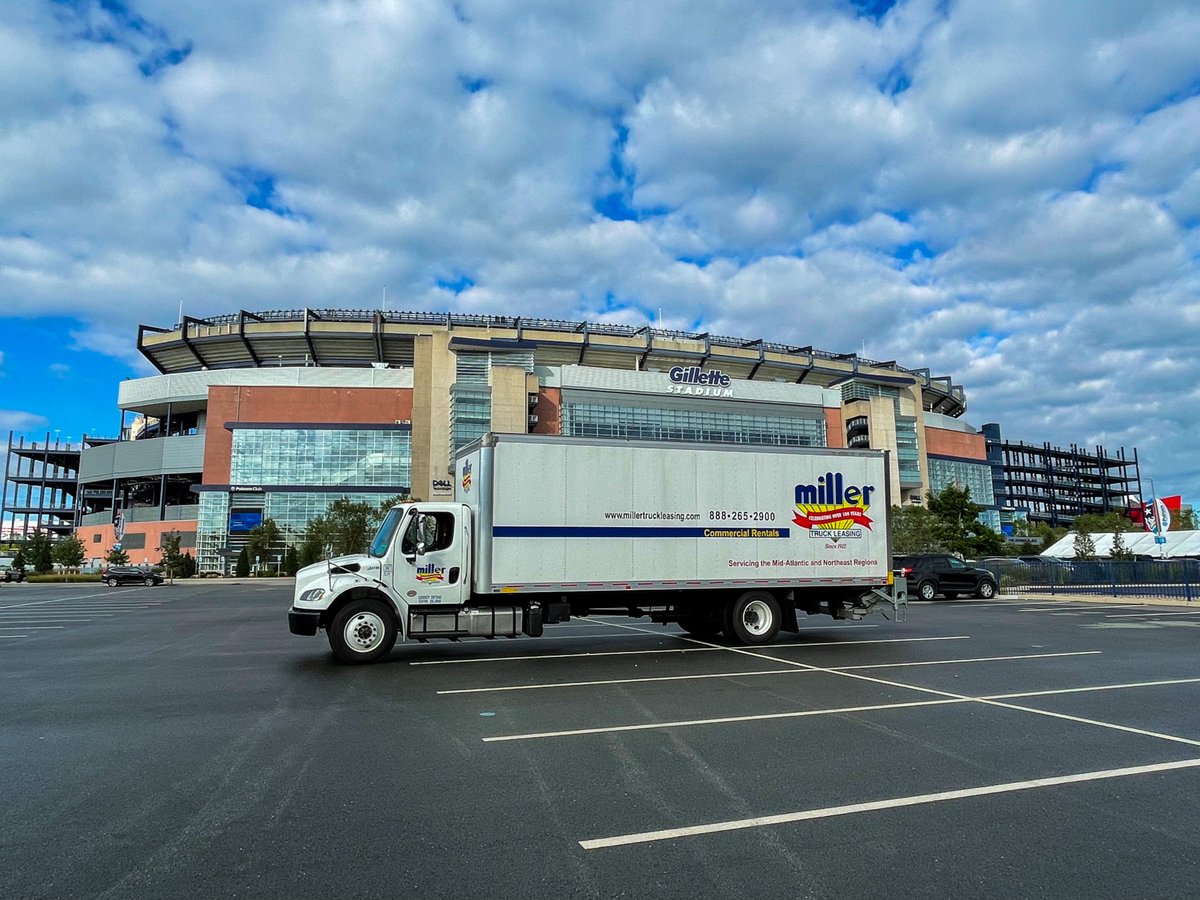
left=288, top=608, right=322, bottom=636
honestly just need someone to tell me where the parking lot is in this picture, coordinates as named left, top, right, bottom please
left=3, top=582, right=1200, bottom=899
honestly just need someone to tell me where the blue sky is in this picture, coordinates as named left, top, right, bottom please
left=0, top=317, right=136, bottom=442
left=2, top=0, right=1200, bottom=504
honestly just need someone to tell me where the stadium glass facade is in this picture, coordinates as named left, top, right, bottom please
left=194, top=425, right=412, bottom=573
left=561, top=402, right=826, bottom=447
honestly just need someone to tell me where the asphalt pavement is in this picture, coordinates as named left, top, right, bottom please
left=2, top=581, right=1200, bottom=899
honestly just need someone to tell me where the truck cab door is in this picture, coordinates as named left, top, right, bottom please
left=398, top=508, right=468, bottom=607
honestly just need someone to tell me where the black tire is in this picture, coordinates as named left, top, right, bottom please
left=724, top=591, right=782, bottom=645
left=106, top=577, right=119, bottom=587
left=144, top=576, right=156, bottom=586
left=328, top=598, right=399, bottom=665
left=918, top=581, right=938, bottom=601
left=678, top=615, right=723, bottom=640
left=977, top=580, right=996, bottom=599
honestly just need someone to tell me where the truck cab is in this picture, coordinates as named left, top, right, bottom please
left=289, top=502, right=535, bottom=664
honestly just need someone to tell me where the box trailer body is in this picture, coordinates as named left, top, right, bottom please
left=289, top=433, right=905, bottom=664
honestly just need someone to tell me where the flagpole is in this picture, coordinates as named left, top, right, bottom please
left=1149, top=478, right=1167, bottom=559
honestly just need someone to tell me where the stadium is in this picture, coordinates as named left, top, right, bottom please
left=3, top=309, right=1139, bottom=573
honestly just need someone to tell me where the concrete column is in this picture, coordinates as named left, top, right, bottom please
left=489, top=366, right=531, bottom=434
left=411, top=332, right=455, bottom=501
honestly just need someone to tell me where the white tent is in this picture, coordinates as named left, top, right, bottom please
left=1043, top=530, right=1200, bottom=559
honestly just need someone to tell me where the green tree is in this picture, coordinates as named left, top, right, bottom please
left=925, top=485, right=1004, bottom=558
left=298, top=514, right=331, bottom=568
left=52, top=534, right=86, bottom=571
left=1178, top=507, right=1196, bottom=531
left=1072, top=528, right=1097, bottom=561
left=376, top=494, right=410, bottom=520
left=891, top=504, right=944, bottom=554
left=1110, top=528, right=1135, bottom=561
left=1013, top=519, right=1069, bottom=553
left=245, top=518, right=281, bottom=574
left=106, top=547, right=130, bottom=565
left=11, top=548, right=27, bottom=574
left=283, top=546, right=299, bottom=577
left=180, top=551, right=197, bottom=579
left=325, top=498, right=376, bottom=557
left=1074, top=511, right=1132, bottom=534
left=26, top=530, right=55, bottom=574
left=159, top=530, right=184, bottom=581
left=235, top=546, right=250, bottom=577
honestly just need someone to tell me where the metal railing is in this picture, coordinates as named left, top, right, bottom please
left=980, top=560, right=1198, bottom=601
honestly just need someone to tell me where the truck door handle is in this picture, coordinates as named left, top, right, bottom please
left=448, top=567, right=460, bottom=584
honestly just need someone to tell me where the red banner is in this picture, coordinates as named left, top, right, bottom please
left=793, top=507, right=873, bottom=529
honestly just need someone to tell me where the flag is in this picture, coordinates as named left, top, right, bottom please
left=1135, top=495, right=1182, bottom=533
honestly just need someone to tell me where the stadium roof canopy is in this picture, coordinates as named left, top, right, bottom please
left=138, top=309, right=967, bottom=416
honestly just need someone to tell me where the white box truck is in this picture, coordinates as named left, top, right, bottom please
left=289, top=433, right=905, bottom=664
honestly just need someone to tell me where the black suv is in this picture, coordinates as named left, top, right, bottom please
left=895, top=554, right=997, bottom=601
left=103, top=566, right=164, bottom=587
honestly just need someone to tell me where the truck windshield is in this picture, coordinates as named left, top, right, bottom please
left=369, top=507, right=404, bottom=557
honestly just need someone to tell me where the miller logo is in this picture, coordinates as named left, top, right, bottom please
left=461, top=460, right=472, bottom=492
left=416, top=563, right=445, bottom=584
left=794, top=472, right=875, bottom=535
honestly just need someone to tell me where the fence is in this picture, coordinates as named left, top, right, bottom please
left=979, top=559, right=1199, bottom=601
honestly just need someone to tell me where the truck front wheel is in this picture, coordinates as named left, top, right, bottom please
left=328, top=598, right=398, bottom=665
left=724, top=591, right=781, bottom=645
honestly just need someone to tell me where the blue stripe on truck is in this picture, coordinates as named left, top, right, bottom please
left=492, top=526, right=792, bottom=538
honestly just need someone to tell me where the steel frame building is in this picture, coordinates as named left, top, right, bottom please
left=982, top=423, right=1141, bottom=526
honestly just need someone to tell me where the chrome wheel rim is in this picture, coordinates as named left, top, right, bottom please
left=741, top=599, right=773, bottom=637
left=345, top=611, right=387, bottom=653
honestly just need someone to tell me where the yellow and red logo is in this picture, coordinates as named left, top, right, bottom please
left=461, top=460, right=472, bottom=492
left=416, top=563, right=445, bottom=583
left=793, top=472, right=875, bottom=531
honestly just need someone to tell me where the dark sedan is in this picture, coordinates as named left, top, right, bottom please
left=103, top=566, right=164, bottom=587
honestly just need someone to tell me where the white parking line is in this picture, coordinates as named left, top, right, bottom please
left=578, top=758, right=1200, bottom=850
left=0, top=625, right=65, bottom=630
left=485, top=676, right=1200, bottom=743
left=588, top=619, right=1200, bottom=756
left=0, top=588, right=161, bottom=610
left=1019, top=605, right=1153, bottom=613
left=440, top=651, right=1099, bottom=695
left=411, top=636, right=971, bottom=666
left=1105, top=611, right=1200, bottom=618
left=588, top=616, right=880, bottom=632
left=0, top=613, right=136, bottom=619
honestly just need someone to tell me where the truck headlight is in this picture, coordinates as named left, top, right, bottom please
left=298, top=588, right=326, bottom=603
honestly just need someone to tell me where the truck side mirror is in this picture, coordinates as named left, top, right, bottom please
left=416, top=541, right=427, bottom=557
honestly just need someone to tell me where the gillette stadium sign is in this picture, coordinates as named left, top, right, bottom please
left=665, top=366, right=734, bottom=397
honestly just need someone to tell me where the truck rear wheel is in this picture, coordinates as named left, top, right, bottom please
left=328, top=598, right=398, bottom=665
left=724, top=591, right=781, bottom=645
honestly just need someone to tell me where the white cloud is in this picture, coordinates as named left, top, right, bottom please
left=1, top=0, right=1200, bottom=498
left=0, top=409, right=49, bottom=431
